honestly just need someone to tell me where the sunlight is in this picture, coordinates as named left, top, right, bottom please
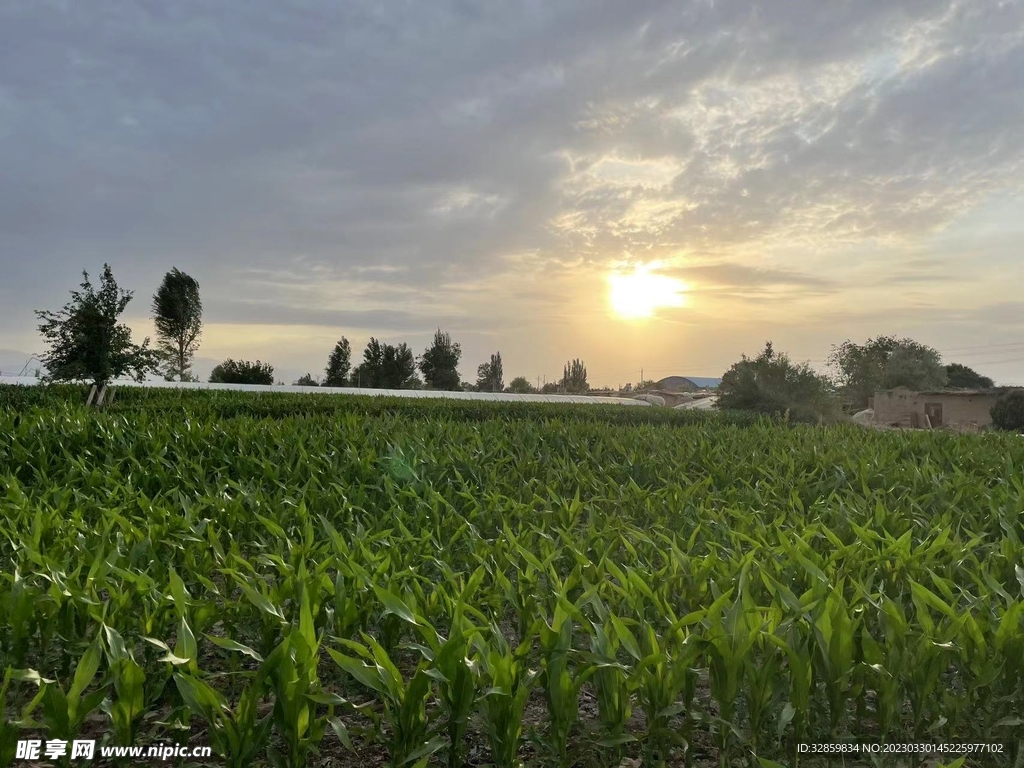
left=607, top=264, right=687, bottom=319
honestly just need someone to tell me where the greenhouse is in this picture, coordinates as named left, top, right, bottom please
left=0, top=377, right=650, bottom=406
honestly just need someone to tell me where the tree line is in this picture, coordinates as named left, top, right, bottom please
left=32, top=265, right=1010, bottom=423
left=716, top=338, right=1003, bottom=425
left=32, top=265, right=593, bottom=394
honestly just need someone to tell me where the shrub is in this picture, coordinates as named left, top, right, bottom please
left=718, top=341, right=839, bottom=424
left=209, top=359, right=274, bottom=385
left=990, top=390, right=1024, bottom=432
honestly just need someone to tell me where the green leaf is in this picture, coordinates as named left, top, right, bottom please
left=327, top=716, right=353, bottom=751
left=777, top=702, right=795, bottom=737
left=239, top=583, right=286, bottom=621
left=373, top=586, right=421, bottom=626
left=206, top=635, right=265, bottom=662
left=401, top=736, right=446, bottom=765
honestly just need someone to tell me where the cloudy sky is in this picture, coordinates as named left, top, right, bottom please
left=2, top=0, right=1023, bottom=386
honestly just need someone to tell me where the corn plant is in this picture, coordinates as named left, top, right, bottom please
left=0, top=668, right=49, bottom=768
left=579, top=614, right=636, bottom=765
left=328, top=633, right=443, bottom=766
left=808, top=582, right=859, bottom=739
left=18, top=635, right=106, bottom=768
left=264, top=572, right=333, bottom=768
left=533, top=599, right=584, bottom=767
left=610, top=611, right=702, bottom=768
left=414, top=578, right=486, bottom=768
left=474, top=623, right=538, bottom=768
left=99, top=624, right=148, bottom=747
left=173, top=662, right=274, bottom=768
left=424, top=624, right=479, bottom=768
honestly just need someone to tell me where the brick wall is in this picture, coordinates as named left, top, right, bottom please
left=873, top=388, right=998, bottom=427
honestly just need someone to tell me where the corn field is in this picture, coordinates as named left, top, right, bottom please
left=1, top=387, right=1022, bottom=767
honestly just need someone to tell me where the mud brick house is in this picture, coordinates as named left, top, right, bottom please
left=872, top=386, right=1016, bottom=428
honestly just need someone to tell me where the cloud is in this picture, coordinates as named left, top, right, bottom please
left=676, top=262, right=836, bottom=290
left=2, top=0, right=1024, bottom=383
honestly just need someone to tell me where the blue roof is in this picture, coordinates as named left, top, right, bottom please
left=682, top=376, right=722, bottom=389
left=655, top=375, right=722, bottom=390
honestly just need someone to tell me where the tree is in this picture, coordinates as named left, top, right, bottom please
left=636, top=379, right=657, bottom=391
left=152, top=268, right=203, bottom=382
left=562, top=358, right=589, bottom=394
left=719, top=341, right=839, bottom=423
left=324, top=338, right=352, bottom=387
left=476, top=352, right=503, bottom=392
left=36, top=264, right=159, bottom=388
left=419, top=328, right=462, bottom=390
left=540, top=382, right=561, bottom=394
left=945, top=363, right=994, bottom=389
left=506, top=376, right=536, bottom=394
left=209, top=359, right=274, bottom=385
left=352, top=338, right=419, bottom=388
left=880, top=343, right=946, bottom=391
left=828, top=336, right=947, bottom=408
left=382, top=343, right=420, bottom=389
left=991, top=390, right=1024, bottom=432
left=294, top=373, right=319, bottom=386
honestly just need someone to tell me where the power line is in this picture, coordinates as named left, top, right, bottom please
left=937, top=340, right=1024, bottom=353
left=952, top=356, right=1024, bottom=368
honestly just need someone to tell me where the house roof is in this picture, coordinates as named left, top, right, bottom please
left=882, top=385, right=1020, bottom=397
left=683, top=376, right=722, bottom=388
left=656, top=375, right=722, bottom=389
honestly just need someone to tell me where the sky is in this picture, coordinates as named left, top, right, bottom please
left=2, top=0, right=1023, bottom=387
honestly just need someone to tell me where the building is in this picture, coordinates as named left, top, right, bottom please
left=872, top=386, right=1014, bottom=428
left=655, top=375, right=722, bottom=392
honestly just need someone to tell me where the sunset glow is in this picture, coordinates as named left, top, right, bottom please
left=608, top=265, right=687, bottom=319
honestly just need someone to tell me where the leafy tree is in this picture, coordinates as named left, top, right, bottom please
left=353, top=338, right=419, bottom=388
left=506, top=376, right=536, bottom=394
left=36, top=264, right=159, bottom=388
left=880, top=343, right=946, bottom=391
left=945, top=363, right=994, bottom=389
left=636, top=379, right=657, bottom=391
left=419, top=328, right=462, bottom=390
left=991, top=390, right=1024, bottom=432
left=324, top=338, right=352, bottom=387
left=294, top=373, right=319, bottom=386
left=152, top=268, right=203, bottom=381
left=719, top=341, right=839, bottom=423
left=562, top=358, right=589, bottom=394
left=476, top=352, right=504, bottom=392
left=828, top=336, right=947, bottom=408
left=209, top=359, right=274, bottom=385
left=540, top=382, right=561, bottom=394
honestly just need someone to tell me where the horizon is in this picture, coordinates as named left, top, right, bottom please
left=2, top=2, right=1023, bottom=387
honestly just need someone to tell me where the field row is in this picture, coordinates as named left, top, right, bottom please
left=1, top=392, right=1022, bottom=766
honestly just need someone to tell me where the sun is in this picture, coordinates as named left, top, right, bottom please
left=608, top=264, right=687, bottom=319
